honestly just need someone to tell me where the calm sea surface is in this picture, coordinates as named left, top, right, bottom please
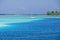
left=0, top=15, right=60, bottom=40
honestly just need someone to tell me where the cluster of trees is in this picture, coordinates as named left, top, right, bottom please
left=47, top=11, right=60, bottom=15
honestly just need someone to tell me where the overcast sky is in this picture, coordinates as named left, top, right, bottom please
left=0, top=0, right=60, bottom=14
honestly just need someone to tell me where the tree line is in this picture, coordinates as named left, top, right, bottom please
left=47, top=11, right=60, bottom=15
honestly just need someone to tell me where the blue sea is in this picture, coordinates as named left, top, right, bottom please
left=0, top=15, right=60, bottom=40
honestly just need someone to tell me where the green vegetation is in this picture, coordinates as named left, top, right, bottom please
left=47, top=11, right=60, bottom=15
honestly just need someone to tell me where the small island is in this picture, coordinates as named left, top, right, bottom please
left=47, top=11, right=60, bottom=15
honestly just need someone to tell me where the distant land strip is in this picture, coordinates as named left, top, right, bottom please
left=0, top=14, right=46, bottom=15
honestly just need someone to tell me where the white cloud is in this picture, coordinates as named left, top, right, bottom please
left=19, top=8, right=26, bottom=10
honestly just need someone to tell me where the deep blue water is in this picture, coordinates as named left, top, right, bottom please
left=0, top=18, right=60, bottom=40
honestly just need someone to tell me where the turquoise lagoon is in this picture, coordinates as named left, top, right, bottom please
left=0, top=15, right=60, bottom=40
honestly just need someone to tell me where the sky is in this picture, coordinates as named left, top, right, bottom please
left=0, top=0, right=60, bottom=14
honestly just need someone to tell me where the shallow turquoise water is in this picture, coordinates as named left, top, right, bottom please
left=0, top=15, right=60, bottom=40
